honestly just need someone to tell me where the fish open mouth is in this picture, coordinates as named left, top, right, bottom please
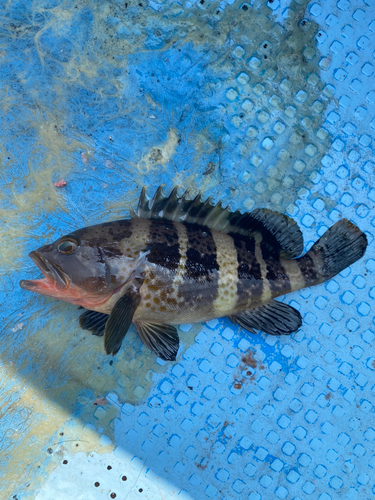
left=20, top=251, right=69, bottom=292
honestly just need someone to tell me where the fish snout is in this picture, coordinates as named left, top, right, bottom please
left=27, top=250, right=69, bottom=290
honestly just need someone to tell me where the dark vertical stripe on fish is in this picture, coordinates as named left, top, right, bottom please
left=298, top=253, right=318, bottom=286
left=147, top=220, right=180, bottom=271
left=230, top=233, right=263, bottom=308
left=264, top=259, right=292, bottom=296
left=182, top=223, right=219, bottom=305
left=183, top=224, right=219, bottom=279
left=260, top=238, right=292, bottom=296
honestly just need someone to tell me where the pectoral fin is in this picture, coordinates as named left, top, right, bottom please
left=104, top=287, right=141, bottom=355
left=79, top=309, right=109, bottom=337
left=134, top=321, right=179, bottom=361
left=230, top=300, right=302, bottom=335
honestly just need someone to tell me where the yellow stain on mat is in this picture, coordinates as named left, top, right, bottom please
left=0, top=361, right=114, bottom=498
left=0, top=298, right=199, bottom=498
left=135, top=128, right=180, bottom=175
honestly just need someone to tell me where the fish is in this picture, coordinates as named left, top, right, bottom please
left=20, top=186, right=368, bottom=361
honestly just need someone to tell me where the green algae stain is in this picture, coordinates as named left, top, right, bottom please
left=14, top=0, right=332, bottom=213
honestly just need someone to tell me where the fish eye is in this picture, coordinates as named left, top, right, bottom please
left=57, top=239, right=79, bottom=254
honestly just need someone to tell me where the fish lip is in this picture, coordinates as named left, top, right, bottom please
left=25, top=250, right=69, bottom=290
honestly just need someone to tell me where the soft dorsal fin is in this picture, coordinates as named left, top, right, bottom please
left=242, top=208, right=303, bottom=258
left=134, top=185, right=303, bottom=258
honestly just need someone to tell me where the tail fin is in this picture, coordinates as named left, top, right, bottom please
left=308, top=219, right=367, bottom=280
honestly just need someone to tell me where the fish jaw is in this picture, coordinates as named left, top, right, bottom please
left=19, top=250, right=113, bottom=309
left=20, top=276, right=63, bottom=296
left=20, top=250, right=69, bottom=294
left=20, top=275, right=114, bottom=309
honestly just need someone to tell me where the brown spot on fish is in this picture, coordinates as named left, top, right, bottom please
left=234, top=383, right=242, bottom=389
left=137, top=221, right=182, bottom=320
left=325, top=392, right=332, bottom=400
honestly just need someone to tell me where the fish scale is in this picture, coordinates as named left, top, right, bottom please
left=20, top=186, right=368, bottom=361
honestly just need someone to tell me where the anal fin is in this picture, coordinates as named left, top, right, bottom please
left=134, top=321, right=179, bottom=361
left=79, top=309, right=109, bottom=337
left=230, top=300, right=302, bottom=335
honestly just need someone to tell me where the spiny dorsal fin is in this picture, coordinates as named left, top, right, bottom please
left=135, top=185, right=303, bottom=258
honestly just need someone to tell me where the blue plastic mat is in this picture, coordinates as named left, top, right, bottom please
left=0, top=0, right=374, bottom=499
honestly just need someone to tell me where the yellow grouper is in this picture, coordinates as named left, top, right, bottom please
left=20, top=186, right=368, bottom=361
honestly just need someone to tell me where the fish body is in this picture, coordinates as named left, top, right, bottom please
left=20, top=187, right=368, bottom=361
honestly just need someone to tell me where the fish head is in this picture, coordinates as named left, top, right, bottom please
left=19, top=221, right=143, bottom=307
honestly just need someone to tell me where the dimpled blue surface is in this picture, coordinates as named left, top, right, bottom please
left=1, top=0, right=375, bottom=499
